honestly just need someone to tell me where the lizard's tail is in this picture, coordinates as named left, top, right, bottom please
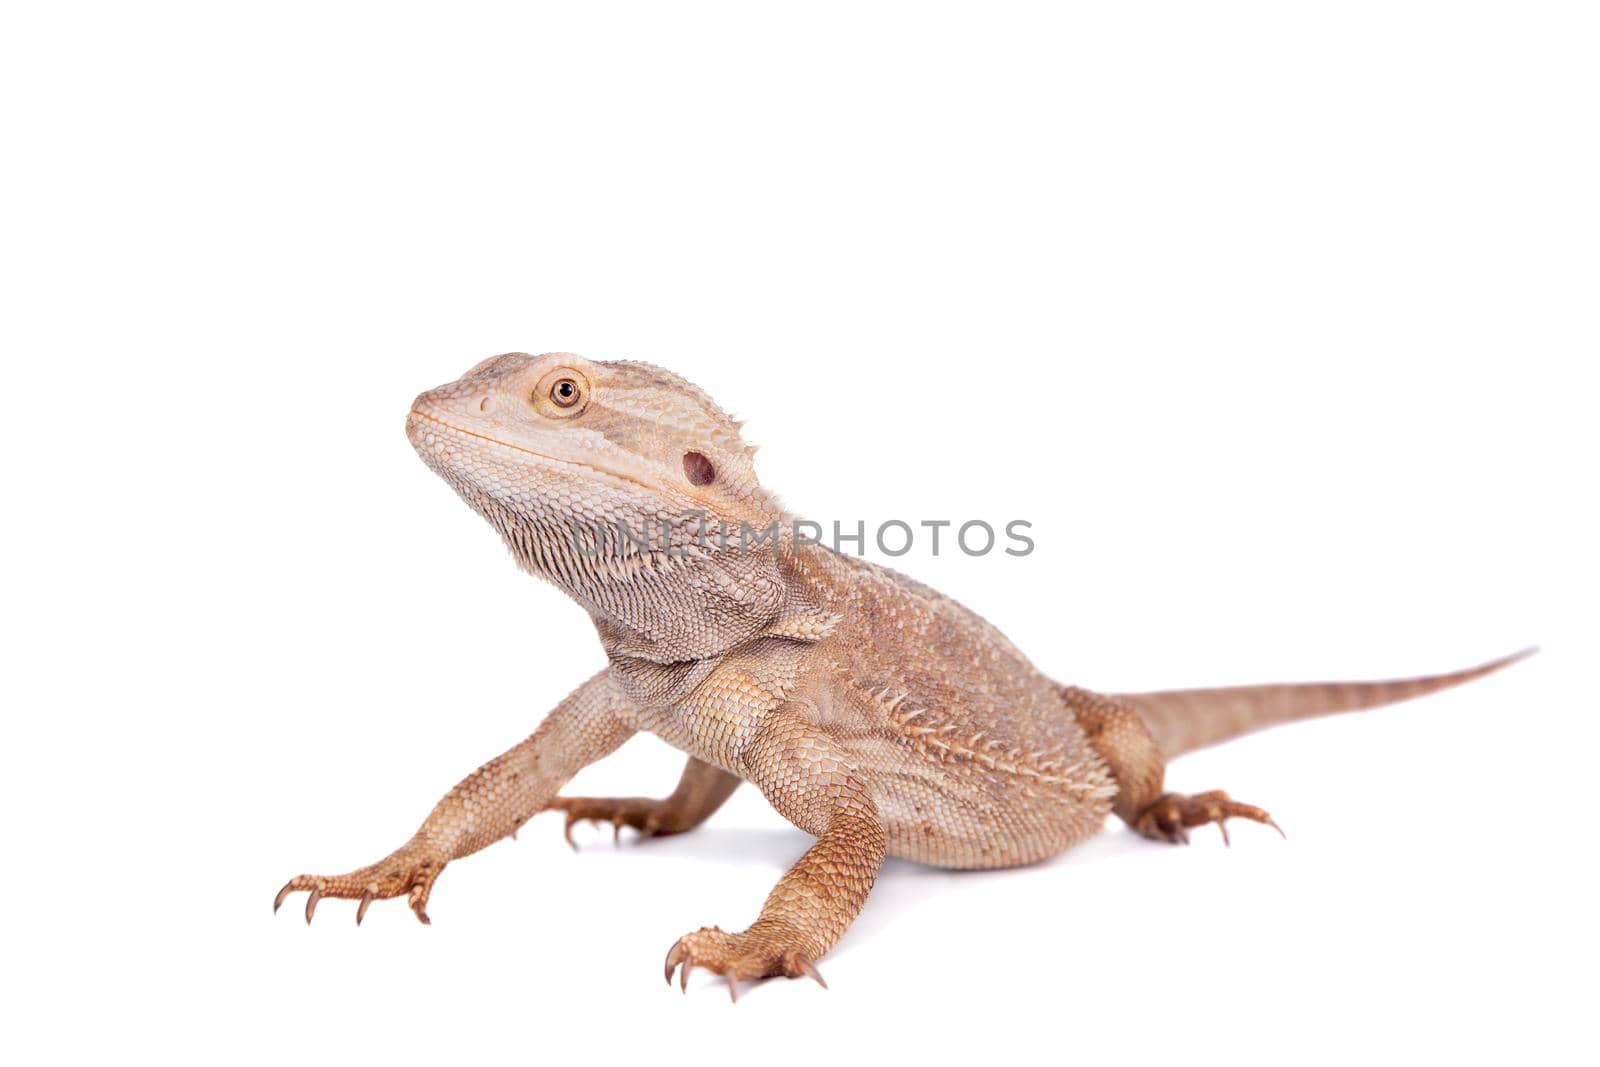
left=1117, top=648, right=1536, bottom=759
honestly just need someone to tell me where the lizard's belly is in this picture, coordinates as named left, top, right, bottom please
left=852, top=733, right=1119, bottom=869
left=619, top=644, right=1120, bottom=869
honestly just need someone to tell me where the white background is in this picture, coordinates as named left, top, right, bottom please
left=3, top=3, right=1596, bottom=1064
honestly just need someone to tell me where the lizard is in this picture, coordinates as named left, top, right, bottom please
left=274, top=351, right=1531, bottom=998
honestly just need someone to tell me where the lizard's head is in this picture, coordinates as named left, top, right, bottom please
left=407, top=352, right=788, bottom=657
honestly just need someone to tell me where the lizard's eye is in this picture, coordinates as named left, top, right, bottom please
left=549, top=379, right=581, bottom=408
left=533, top=367, right=591, bottom=417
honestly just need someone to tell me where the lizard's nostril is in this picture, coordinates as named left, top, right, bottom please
left=479, top=396, right=491, bottom=413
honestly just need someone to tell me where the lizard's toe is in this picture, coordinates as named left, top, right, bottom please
left=274, top=847, right=445, bottom=925
left=1134, top=790, right=1284, bottom=846
left=663, top=926, right=828, bottom=1000
left=546, top=796, right=668, bottom=850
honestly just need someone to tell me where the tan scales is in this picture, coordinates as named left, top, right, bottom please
left=275, top=352, right=1531, bottom=997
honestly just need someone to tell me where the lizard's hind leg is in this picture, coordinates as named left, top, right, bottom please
left=1064, top=686, right=1282, bottom=846
left=544, top=756, right=740, bottom=847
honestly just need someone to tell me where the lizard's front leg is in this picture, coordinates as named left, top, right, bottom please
left=664, top=710, right=887, bottom=998
left=545, top=756, right=740, bottom=847
left=275, top=670, right=634, bottom=924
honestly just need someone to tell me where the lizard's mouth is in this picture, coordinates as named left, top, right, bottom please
left=406, top=408, right=660, bottom=495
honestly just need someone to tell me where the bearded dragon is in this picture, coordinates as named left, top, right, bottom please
left=275, top=352, right=1529, bottom=997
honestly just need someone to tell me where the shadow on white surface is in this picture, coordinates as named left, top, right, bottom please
left=568, top=818, right=1153, bottom=962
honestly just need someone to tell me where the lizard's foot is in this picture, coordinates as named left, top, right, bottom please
left=1134, top=790, right=1285, bottom=846
left=662, top=925, right=828, bottom=1001
left=274, top=841, right=447, bottom=925
left=544, top=795, right=676, bottom=848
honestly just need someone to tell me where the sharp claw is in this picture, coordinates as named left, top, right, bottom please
left=794, top=956, right=827, bottom=989
left=1217, top=819, right=1232, bottom=847
left=408, top=884, right=433, bottom=926
left=612, top=818, right=622, bottom=846
left=726, top=973, right=739, bottom=1003
left=680, top=956, right=690, bottom=993
left=563, top=812, right=579, bottom=850
left=356, top=891, right=374, bottom=926
left=304, top=888, right=321, bottom=924
left=274, top=881, right=294, bottom=914
left=665, top=942, right=686, bottom=985
left=1266, top=816, right=1286, bottom=839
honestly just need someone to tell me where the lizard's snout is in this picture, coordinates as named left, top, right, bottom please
left=409, top=380, right=490, bottom=429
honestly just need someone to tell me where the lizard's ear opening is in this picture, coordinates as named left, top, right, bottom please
left=683, top=450, right=716, bottom=486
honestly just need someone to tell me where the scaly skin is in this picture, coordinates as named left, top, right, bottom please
left=276, top=352, right=1531, bottom=997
